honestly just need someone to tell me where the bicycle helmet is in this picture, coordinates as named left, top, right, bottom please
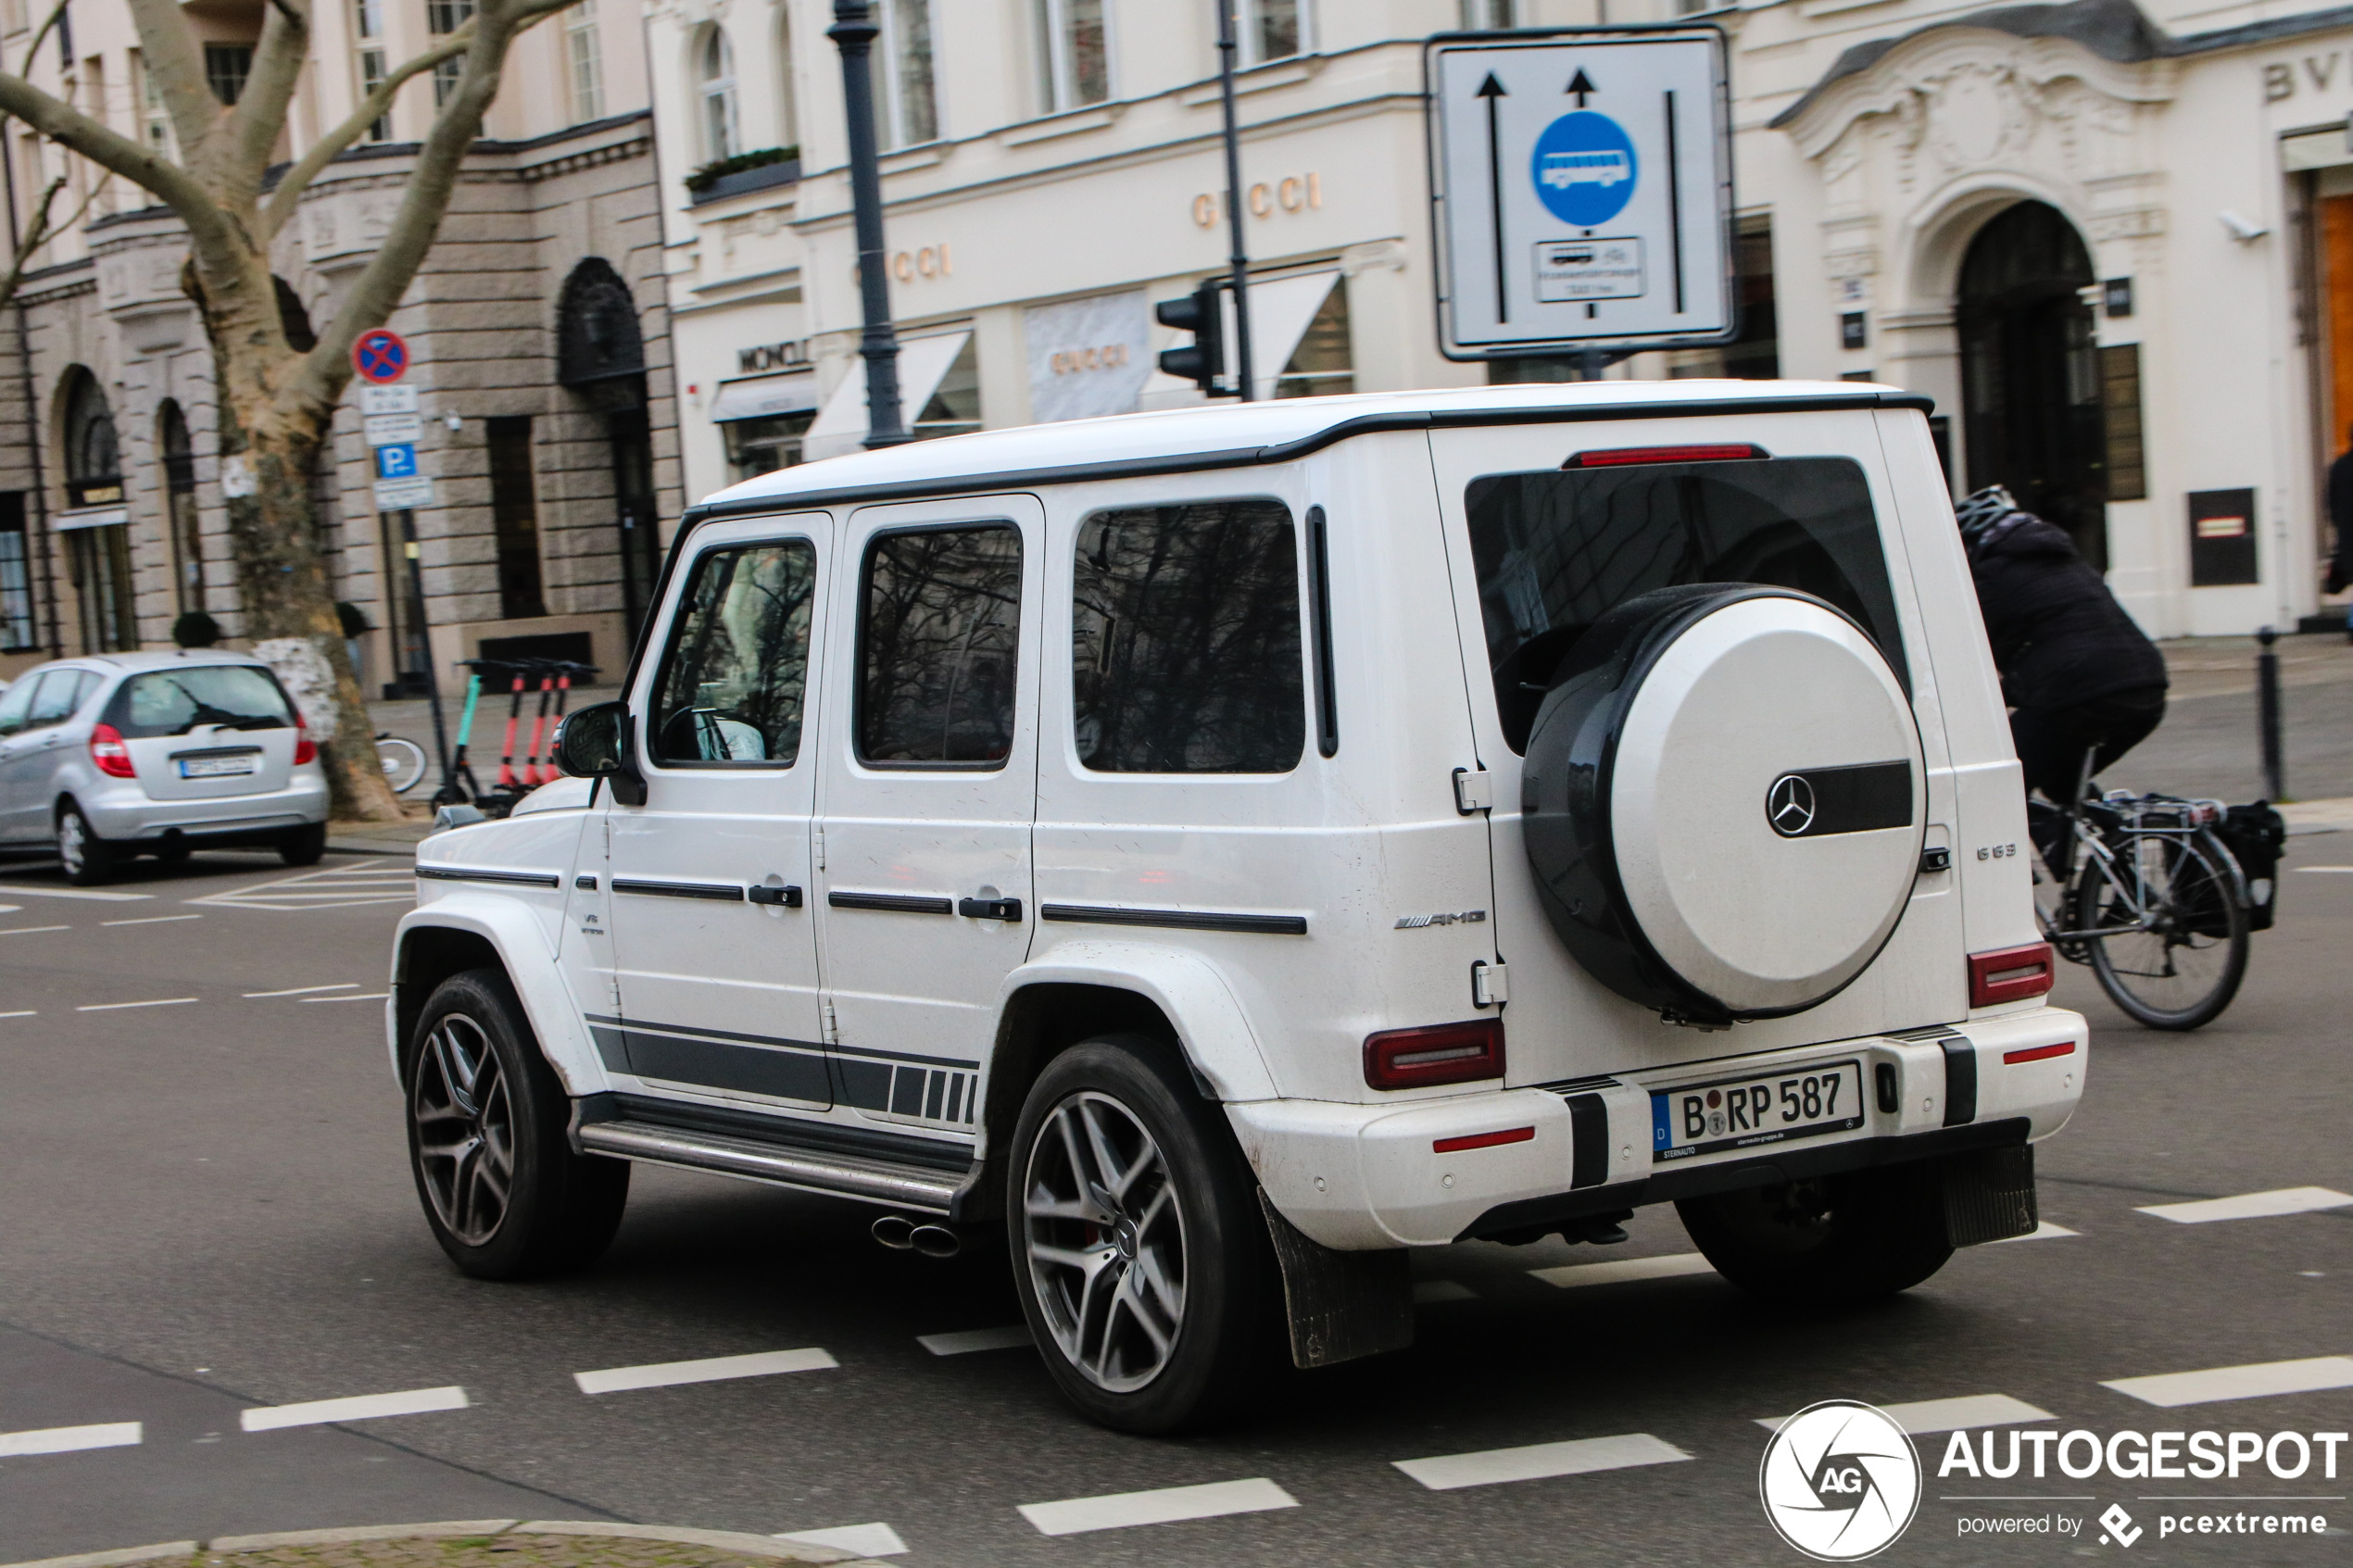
left=1954, top=484, right=2019, bottom=547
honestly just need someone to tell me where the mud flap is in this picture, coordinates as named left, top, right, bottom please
left=1940, top=1145, right=2038, bottom=1246
left=1258, top=1190, right=1415, bottom=1370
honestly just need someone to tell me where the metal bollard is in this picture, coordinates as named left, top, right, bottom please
left=2257, top=625, right=2284, bottom=802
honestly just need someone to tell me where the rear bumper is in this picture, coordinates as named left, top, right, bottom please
left=82, top=775, right=328, bottom=843
left=1227, top=1006, right=2086, bottom=1249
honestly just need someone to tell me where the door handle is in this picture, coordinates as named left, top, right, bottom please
left=749, top=884, right=804, bottom=908
left=958, top=896, right=1023, bottom=922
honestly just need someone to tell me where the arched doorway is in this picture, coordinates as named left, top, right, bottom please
left=556, top=257, right=661, bottom=639
left=58, top=368, right=136, bottom=652
left=1957, top=201, right=2108, bottom=568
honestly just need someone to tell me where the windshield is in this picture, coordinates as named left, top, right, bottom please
left=107, top=665, right=294, bottom=739
left=1465, top=456, right=1908, bottom=752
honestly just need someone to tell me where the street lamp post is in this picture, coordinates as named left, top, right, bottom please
left=1215, top=0, right=1254, bottom=400
left=828, top=0, right=910, bottom=448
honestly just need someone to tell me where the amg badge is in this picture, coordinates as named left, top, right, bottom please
left=1394, top=909, right=1488, bottom=929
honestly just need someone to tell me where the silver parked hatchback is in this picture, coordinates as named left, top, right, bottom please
left=0, top=651, right=330, bottom=884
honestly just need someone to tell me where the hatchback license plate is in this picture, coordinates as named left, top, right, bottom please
left=179, top=755, right=257, bottom=778
left=1651, top=1059, right=1866, bottom=1163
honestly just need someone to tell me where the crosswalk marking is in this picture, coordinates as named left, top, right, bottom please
left=244, top=984, right=360, bottom=997
left=301, top=992, right=390, bottom=1003
left=775, top=1524, right=906, bottom=1557
left=101, top=914, right=203, bottom=927
left=1393, top=1433, right=1690, bottom=1491
left=0, top=884, right=151, bottom=902
left=0, top=1421, right=142, bottom=1457
left=916, top=1326, right=1031, bottom=1357
left=1755, top=1394, right=2054, bottom=1436
left=1017, top=1478, right=1299, bottom=1536
left=0, top=925, right=69, bottom=935
left=2102, top=1356, right=2353, bottom=1409
left=2137, top=1187, right=2353, bottom=1224
left=239, top=1385, right=469, bottom=1432
left=192, top=864, right=417, bottom=911
left=1530, top=1252, right=1715, bottom=1288
left=75, top=997, right=197, bottom=1012
left=1994, top=1221, right=2079, bottom=1242
left=573, top=1348, right=836, bottom=1395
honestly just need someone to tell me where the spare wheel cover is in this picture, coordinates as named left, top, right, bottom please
left=1524, top=586, right=1924, bottom=1022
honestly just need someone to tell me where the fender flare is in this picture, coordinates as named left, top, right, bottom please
left=999, top=940, right=1279, bottom=1102
left=389, top=895, right=605, bottom=1097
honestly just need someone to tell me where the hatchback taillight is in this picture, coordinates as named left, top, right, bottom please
left=89, top=722, right=135, bottom=779
left=293, top=710, right=317, bottom=766
left=1969, top=942, right=2055, bottom=1007
left=1364, top=1018, right=1504, bottom=1090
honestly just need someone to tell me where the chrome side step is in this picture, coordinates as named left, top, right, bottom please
left=576, top=1119, right=963, bottom=1214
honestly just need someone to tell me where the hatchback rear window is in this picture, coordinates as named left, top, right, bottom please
left=107, top=665, right=293, bottom=738
left=1465, top=456, right=1908, bottom=752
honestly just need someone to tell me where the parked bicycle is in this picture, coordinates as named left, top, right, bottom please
left=375, top=732, right=428, bottom=795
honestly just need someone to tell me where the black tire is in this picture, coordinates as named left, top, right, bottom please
left=1676, top=1164, right=1953, bottom=1307
left=280, top=822, right=328, bottom=866
left=2077, top=828, right=2249, bottom=1031
left=1006, top=1034, right=1279, bottom=1434
left=404, top=968, right=628, bottom=1279
left=56, top=804, right=116, bottom=886
left=151, top=839, right=191, bottom=867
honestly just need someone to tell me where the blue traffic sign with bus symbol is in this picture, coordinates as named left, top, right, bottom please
left=374, top=442, right=419, bottom=480
left=1531, top=111, right=1639, bottom=228
left=354, top=328, right=409, bottom=384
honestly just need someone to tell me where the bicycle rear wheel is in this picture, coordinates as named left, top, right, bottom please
left=376, top=734, right=428, bottom=795
left=2074, top=828, right=2249, bottom=1030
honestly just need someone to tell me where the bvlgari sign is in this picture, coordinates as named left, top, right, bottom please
left=1025, top=290, right=1153, bottom=423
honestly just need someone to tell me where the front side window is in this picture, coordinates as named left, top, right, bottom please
left=0, top=671, right=34, bottom=733
left=1466, top=456, right=1907, bottom=752
left=700, top=27, right=740, bottom=158
left=648, top=541, right=819, bottom=766
left=1073, top=500, right=1302, bottom=773
left=857, top=525, right=1022, bottom=766
left=877, top=0, right=937, bottom=149
left=1035, top=0, right=1107, bottom=114
left=107, top=666, right=291, bottom=738
left=29, top=669, right=99, bottom=727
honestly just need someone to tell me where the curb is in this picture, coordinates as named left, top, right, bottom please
left=0, top=1520, right=884, bottom=1568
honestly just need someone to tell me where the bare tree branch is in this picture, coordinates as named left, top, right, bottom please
left=0, top=72, right=243, bottom=265
left=225, top=0, right=310, bottom=193
left=259, top=24, right=474, bottom=242
left=17, top=0, right=69, bottom=81
left=0, top=169, right=70, bottom=306
left=121, top=0, right=224, bottom=165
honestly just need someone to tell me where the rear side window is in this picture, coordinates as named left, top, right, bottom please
left=107, top=666, right=287, bottom=738
left=1072, top=499, right=1303, bottom=773
left=1466, top=456, right=1908, bottom=752
left=648, top=541, right=819, bottom=766
left=858, top=524, right=1023, bottom=767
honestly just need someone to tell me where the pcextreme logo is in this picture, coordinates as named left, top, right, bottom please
left=1760, top=1400, right=1923, bottom=1561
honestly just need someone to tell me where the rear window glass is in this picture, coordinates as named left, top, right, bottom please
left=1466, top=456, right=1907, bottom=752
left=107, top=665, right=292, bottom=738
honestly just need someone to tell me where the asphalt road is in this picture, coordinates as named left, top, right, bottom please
left=2, top=842, right=2350, bottom=1568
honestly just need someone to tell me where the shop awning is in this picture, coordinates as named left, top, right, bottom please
left=53, top=505, right=128, bottom=532
left=803, top=332, right=972, bottom=460
left=711, top=370, right=821, bottom=423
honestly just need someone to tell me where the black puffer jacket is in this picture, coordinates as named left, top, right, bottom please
left=1969, top=511, right=2168, bottom=710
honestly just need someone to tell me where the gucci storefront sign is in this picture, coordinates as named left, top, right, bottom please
left=1026, top=291, right=1153, bottom=424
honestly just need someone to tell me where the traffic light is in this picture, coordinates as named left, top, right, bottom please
left=1156, top=279, right=1232, bottom=396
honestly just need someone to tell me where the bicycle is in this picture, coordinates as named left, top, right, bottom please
left=374, top=732, right=428, bottom=795
left=2032, top=774, right=2251, bottom=1031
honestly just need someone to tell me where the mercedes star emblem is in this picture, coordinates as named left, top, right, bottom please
left=1768, top=773, right=1817, bottom=837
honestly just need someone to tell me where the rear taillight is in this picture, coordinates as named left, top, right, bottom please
left=1364, top=1019, right=1504, bottom=1090
left=1969, top=942, right=2055, bottom=1007
left=293, top=710, right=317, bottom=766
left=90, top=722, right=135, bottom=779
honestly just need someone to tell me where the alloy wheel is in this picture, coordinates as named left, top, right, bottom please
left=1023, top=1090, right=1188, bottom=1393
left=56, top=811, right=86, bottom=876
left=410, top=1012, right=517, bottom=1246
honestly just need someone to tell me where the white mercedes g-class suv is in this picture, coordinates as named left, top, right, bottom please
left=391, top=381, right=2083, bottom=1432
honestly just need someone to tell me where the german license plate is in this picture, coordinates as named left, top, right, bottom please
left=178, top=754, right=257, bottom=778
left=1651, top=1059, right=1866, bottom=1163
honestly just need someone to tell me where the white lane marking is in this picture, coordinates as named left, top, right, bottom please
left=1415, top=1280, right=1479, bottom=1303
left=1755, top=1394, right=2055, bottom=1436
left=239, top=1385, right=470, bottom=1432
left=190, top=865, right=417, bottom=911
left=776, top=1524, right=906, bottom=1557
left=2137, top=1187, right=2353, bottom=1224
left=573, top=1347, right=836, bottom=1395
left=302, top=992, right=391, bottom=1003
left=101, top=914, right=203, bottom=927
left=0, top=1421, right=143, bottom=1457
left=2103, top=1356, right=2353, bottom=1409
left=75, top=997, right=198, bottom=1012
left=1394, top=1433, right=1691, bottom=1491
left=917, top=1326, right=1032, bottom=1357
left=0, top=903, right=17, bottom=914
left=244, top=984, right=361, bottom=997
left=1017, top=1478, right=1299, bottom=1537
left=0, top=925, right=71, bottom=936
left=1994, top=1221, right=2079, bottom=1242
left=2292, top=866, right=2353, bottom=872
left=1530, top=1252, right=1716, bottom=1289
left=0, top=884, right=151, bottom=901
left=0, top=1010, right=33, bottom=1019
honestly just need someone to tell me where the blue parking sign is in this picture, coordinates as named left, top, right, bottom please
left=375, top=442, right=419, bottom=480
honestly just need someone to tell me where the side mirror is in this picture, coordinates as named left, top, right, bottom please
left=553, top=700, right=648, bottom=805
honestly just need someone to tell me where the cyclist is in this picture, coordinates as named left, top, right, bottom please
left=1957, top=484, right=2169, bottom=847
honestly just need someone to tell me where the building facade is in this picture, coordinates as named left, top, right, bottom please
left=647, top=0, right=2353, bottom=640
left=0, top=0, right=686, bottom=689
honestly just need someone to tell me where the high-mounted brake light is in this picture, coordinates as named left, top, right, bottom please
left=1364, top=1018, right=1504, bottom=1090
left=1563, top=444, right=1768, bottom=470
left=292, top=709, right=318, bottom=766
left=89, top=722, right=136, bottom=779
left=1969, top=942, right=2055, bottom=1007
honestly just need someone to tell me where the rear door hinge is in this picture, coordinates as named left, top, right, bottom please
left=821, top=997, right=839, bottom=1045
left=1453, top=766, right=1493, bottom=815
left=1472, top=959, right=1509, bottom=1007
left=812, top=827, right=826, bottom=871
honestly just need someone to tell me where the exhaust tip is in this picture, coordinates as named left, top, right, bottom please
left=910, top=1223, right=962, bottom=1260
left=871, top=1214, right=916, bottom=1250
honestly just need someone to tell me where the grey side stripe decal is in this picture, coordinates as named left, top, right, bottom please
left=588, top=1014, right=978, bottom=1127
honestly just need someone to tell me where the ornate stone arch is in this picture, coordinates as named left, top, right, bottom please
left=556, top=257, right=646, bottom=393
